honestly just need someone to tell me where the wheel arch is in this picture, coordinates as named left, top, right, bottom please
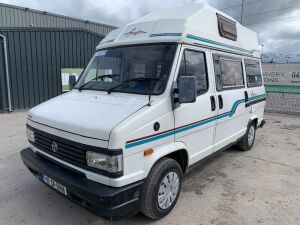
left=248, top=116, right=258, bottom=128
left=144, top=142, right=189, bottom=177
left=163, top=149, right=189, bottom=173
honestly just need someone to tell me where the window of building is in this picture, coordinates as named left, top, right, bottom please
left=178, top=50, right=208, bottom=95
left=245, top=59, right=263, bottom=87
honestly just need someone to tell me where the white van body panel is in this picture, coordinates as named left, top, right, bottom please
left=109, top=142, right=187, bottom=187
left=98, top=4, right=260, bottom=58
left=28, top=91, right=149, bottom=141
left=172, top=45, right=217, bottom=165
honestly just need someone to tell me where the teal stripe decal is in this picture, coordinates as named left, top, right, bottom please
left=125, top=130, right=175, bottom=149
left=150, top=33, right=182, bottom=37
left=125, top=93, right=266, bottom=149
left=186, top=34, right=258, bottom=55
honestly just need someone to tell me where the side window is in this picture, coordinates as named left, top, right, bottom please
left=213, top=55, right=244, bottom=91
left=132, top=63, right=146, bottom=78
left=178, top=50, right=208, bottom=95
left=245, top=59, right=263, bottom=87
left=217, top=13, right=237, bottom=41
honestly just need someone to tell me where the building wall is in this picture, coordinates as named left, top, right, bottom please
left=0, top=38, right=7, bottom=111
left=0, top=3, right=116, bottom=36
left=262, top=63, right=300, bottom=115
left=0, top=28, right=104, bottom=112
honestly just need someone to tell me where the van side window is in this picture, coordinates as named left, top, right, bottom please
left=132, top=63, right=146, bottom=78
left=178, top=50, right=208, bottom=95
left=245, top=59, right=263, bottom=87
left=213, top=55, right=244, bottom=91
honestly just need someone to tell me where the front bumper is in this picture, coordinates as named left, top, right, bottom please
left=20, top=148, right=144, bottom=220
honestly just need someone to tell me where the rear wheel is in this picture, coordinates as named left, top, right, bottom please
left=140, top=158, right=182, bottom=220
left=237, top=121, right=256, bottom=151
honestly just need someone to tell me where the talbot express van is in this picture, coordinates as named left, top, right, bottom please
left=21, top=4, right=266, bottom=220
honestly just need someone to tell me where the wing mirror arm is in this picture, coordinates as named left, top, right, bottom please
left=69, top=75, right=77, bottom=90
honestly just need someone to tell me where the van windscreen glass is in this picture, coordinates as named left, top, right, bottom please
left=75, top=44, right=177, bottom=95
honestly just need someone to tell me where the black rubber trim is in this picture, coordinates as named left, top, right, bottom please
left=20, top=148, right=144, bottom=220
left=245, top=97, right=266, bottom=107
left=36, top=151, right=86, bottom=178
left=259, top=119, right=266, bottom=128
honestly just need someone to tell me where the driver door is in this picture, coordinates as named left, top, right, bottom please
left=174, top=46, right=217, bottom=165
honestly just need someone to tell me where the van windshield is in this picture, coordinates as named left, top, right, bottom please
left=75, top=44, right=177, bottom=95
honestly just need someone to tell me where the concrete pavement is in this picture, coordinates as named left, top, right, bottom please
left=0, top=112, right=299, bottom=225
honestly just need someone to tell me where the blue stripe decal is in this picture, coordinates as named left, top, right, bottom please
left=186, top=34, right=258, bottom=55
left=174, top=112, right=229, bottom=135
left=125, top=93, right=266, bottom=149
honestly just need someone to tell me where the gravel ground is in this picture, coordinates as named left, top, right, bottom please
left=0, top=112, right=299, bottom=225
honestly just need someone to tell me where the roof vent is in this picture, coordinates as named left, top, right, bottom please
left=217, top=13, right=237, bottom=41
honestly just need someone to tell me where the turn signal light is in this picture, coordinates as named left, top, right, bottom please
left=144, top=149, right=154, bottom=156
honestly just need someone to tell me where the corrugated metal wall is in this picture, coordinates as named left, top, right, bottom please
left=0, top=28, right=104, bottom=112
left=0, top=38, right=7, bottom=112
left=0, top=3, right=117, bottom=36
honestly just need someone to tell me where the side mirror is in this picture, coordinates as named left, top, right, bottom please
left=178, top=76, right=197, bottom=103
left=69, top=75, right=77, bottom=90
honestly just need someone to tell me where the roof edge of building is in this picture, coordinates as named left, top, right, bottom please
left=0, top=2, right=118, bottom=29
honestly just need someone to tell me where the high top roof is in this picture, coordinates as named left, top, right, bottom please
left=97, top=4, right=260, bottom=58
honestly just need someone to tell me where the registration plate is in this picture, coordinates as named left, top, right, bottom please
left=42, top=175, right=67, bottom=196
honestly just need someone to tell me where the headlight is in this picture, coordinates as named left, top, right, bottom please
left=86, top=151, right=123, bottom=173
left=26, top=127, right=35, bottom=142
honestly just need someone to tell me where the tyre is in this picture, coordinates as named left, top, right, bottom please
left=237, top=121, right=256, bottom=151
left=140, top=157, right=183, bottom=220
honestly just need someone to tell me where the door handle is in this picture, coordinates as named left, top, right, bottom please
left=244, top=91, right=249, bottom=103
left=218, top=95, right=223, bottom=109
left=210, top=96, right=216, bottom=111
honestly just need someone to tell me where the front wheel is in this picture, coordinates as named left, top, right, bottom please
left=140, top=158, right=182, bottom=220
left=237, top=121, right=256, bottom=151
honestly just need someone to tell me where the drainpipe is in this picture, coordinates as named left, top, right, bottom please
left=0, top=34, right=12, bottom=112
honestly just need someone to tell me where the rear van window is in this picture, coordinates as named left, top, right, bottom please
left=213, top=55, right=244, bottom=91
left=245, top=59, right=263, bottom=87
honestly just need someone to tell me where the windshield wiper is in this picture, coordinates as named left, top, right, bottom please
left=107, top=77, right=161, bottom=94
left=77, top=74, right=120, bottom=91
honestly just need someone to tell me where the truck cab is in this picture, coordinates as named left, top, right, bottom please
left=21, top=3, right=266, bottom=220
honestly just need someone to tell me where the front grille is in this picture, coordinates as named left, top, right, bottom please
left=27, top=124, right=123, bottom=178
left=33, top=129, right=88, bottom=168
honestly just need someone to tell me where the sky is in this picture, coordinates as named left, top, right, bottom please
left=1, top=0, right=300, bottom=54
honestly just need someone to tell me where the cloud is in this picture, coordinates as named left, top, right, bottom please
left=1, top=0, right=299, bottom=53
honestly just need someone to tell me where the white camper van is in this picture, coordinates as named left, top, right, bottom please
left=21, top=4, right=266, bottom=220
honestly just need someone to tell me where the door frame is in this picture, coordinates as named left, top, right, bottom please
left=172, top=44, right=218, bottom=165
